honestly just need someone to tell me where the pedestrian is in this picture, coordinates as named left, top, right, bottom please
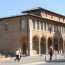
left=48, top=45, right=53, bottom=60
left=18, top=48, right=22, bottom=60
left=15, top=49, right=20, bottom=61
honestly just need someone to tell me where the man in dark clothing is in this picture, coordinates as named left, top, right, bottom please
left=48, top=45, right=53, bottom=60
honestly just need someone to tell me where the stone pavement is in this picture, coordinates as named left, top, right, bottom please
left=22, top=61, right=46, bottom=65
left=0, top=56, right=46, bottom=65
left=0, top=53, right=65, bottom=65
left=22, top=59, right=65, bottom=65
left=0, top=57, right=10, bottom=61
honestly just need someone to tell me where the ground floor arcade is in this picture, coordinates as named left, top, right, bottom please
left=20, top=34, right=65, bottom=56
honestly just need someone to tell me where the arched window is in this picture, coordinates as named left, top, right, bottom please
left=20, top=19, right=27, bottom=29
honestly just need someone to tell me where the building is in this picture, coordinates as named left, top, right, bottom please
left=0, top=7, right=65, bottom=56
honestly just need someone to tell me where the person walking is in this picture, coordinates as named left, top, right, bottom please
left=15, top=49, right=20, bottom=61
left=48, top=45, right=54, bottom=60
left=18, top=48, right=22, bottom=60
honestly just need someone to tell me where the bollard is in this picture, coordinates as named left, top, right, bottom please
left=55, top=54, right=58, bottom=59
left=55, top=54, right=57, bottom=59
left=45, top=55, right=46, bottom=61
left=57, top=54, right=58, bottom=59
left=64, top=53, right=65, bottom=58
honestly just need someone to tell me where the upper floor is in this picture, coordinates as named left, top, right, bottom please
left=0, top=14, right=65, bottom=35
left=0, top=7, right=65, bottom=35
left=22, top=7, right=65, bottom=23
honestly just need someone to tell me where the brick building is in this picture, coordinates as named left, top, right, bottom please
left=0, top=7, right=65, bottom=56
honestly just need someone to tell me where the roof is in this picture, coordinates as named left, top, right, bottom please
left=22, top=7, right=65, bottom=17
left=0, top=7, right=65, bottom=24
left=0, top=13, right=29, bottom=19
left=0, top=7, right=65, bottom=19
left=22, top=7, right=42, bottom=13
left=0, top=12, right=65, bottom=24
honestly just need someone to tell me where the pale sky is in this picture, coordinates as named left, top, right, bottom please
left=0, top=0, right=65, bottom=18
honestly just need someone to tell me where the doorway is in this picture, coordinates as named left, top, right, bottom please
left=23, top=43, right=26, bottom=55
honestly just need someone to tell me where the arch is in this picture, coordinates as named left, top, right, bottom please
left=33, top=34, right=40, bottom=39
left=64, top=39, right=65, bottom=52
left=59, top=38, right=63, bottom=53
left=54, top=37, right=58, bottom=52
left=41, top=34, right=47, bottom=39
left=48, top=37, right=52, bottom=48
left=40, top=36, right=46, bottom=54
left=33, top=36, right=39, bottom=54
left=20, top=36, right=27, bottom=55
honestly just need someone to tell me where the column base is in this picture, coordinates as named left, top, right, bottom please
left=29, top=51, right=33, bottom=56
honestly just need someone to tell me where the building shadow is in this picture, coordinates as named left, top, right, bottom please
left=46, top=59, right=65, bottom=63
left=53, top=27, right=64, bottom=54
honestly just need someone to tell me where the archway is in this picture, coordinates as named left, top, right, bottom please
left=33, top=36, right=39, bottom=54
left=54, top=37, right=58, bottom=52
left=22, top=43, right=26, bottom=55
left=41, top=36, right=46, bottom=54
left=59, top=38, right=63, bottom=53
left=20, top=36, right=27, bottom=55
left=64, top=40, right=65, bottom=53
left=48, top=37, right=52, bottom=48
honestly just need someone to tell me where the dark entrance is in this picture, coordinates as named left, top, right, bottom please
left=41, top=36, right=46, bottom=54
left=54, top=38, right=58, bottom=51
left=23, top=43, right=26, bottom=55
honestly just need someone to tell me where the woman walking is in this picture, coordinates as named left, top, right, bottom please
left=15, top=49, right=20, bottom=61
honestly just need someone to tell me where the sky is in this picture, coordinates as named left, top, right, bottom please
left=0, top=0, right=65, bottom=18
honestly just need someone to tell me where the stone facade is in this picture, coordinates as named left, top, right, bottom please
left=0, top=7, right=65, bottom=56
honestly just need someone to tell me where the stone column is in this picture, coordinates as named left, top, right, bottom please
left=63, top=39, right=64, bottom=53
left=46, top=39, right=48, bottom=54
left=52, top=38, right=56, bottom=53
left=52, top=39, right=54, bottom=53
left=46, top=23, right=48, bottom=31
left=29, top=25, right=33, bottom=56
left=58, top=39, right=59, bottom=53
left=39, top=38, right=41, bottom=55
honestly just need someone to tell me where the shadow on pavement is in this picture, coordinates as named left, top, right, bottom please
left=46, top=59, right=65, bottom=63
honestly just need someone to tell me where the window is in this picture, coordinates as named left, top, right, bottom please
left=59, top=17, right=60, bottom=21
left=32, top=20, right=35, bottom=29
left=54, top=25, right=61, bottom=33
left=48, top=24, right=50, bottom=31
left=52, top=24, right=54, bottom=32
left=62, top=27, right=63, bottom=33
left=45, top=13, right=47, bottom=17
left=35, top=21, right=37, bottom=29
left=54, top=25, right=57, bottom=32
left=57, top=26, right=58, bottom=33
left=48, top=24, right=52, bottom=33
left=44, top=22, right=46, bottom=31
left=20, top=19, right=27, bottom=29
left=63, top=27, right=64, bottom=33
left=64, top=27, right=65, bottom=33
left=5, top=23, right=8, bottom=31
left=37, top=21, right=39, bottom=30
left=40, top=21, right=43, bottom=30
left=51, top=15, right=53, bottom=19
left=58, top=26, right=61, bottom=33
